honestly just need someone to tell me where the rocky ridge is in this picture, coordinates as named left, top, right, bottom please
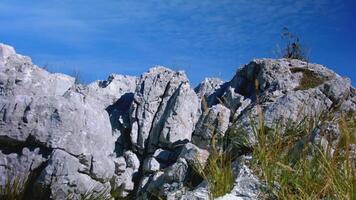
left=0, top=43, right=354, bottom=199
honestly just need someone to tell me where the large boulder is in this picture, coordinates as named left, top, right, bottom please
left=130, top=66, right=199, bottom=154
left=189, top=58, right=354, bottom=199
left=214, top=59, right=354, bottom=147
left=193, top=104, right=231, bottom=149
left=34, top=149, right=112, bottom=200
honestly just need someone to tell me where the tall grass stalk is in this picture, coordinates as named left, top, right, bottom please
left=0, top=176, right=27, bottom=200
left=193, top=134, right=234, bottom=199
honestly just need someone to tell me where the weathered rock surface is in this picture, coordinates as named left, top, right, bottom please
left=222, top=59, right=353, bottom=147
left=130, top=66, right=199, bottom=154
left=193, top=104, right=231, bottom=149
left=216, top=156, right=261, bottom=200
left=179, top=143, right=210, bottom=167
left=137, top=158, right=189, bottom=199
left=0, top=147, right=46, bottom=188
left=0, top=44, right=135, bottom=199
left=0, top=43, right=354, bottom=200
left=35, top=149, right=112, bottom=200
left=87, top=74, right=137, bottom=109
left=88, top=75, right=138, bottom=156
left=195, top=77, right=224, bottom=99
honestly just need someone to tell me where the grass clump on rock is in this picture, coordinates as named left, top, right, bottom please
left=193, top=135, right=235, bottom=199
left=290, top=67, right=327, bottom=90
left=251, top=110, right=356, bottom=199
left=0, top=176, right=27, bottom=200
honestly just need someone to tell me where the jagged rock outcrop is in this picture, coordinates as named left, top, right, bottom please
left=87, top=74, right=138, bottom=156
left=129, top=67, right=199, bottom=154
left=0, top=43, right=137, bottom=199
left=87, top=74, right=137, bottom=109
left=193, top=104, right=230, bottom=150
left=195, top=77, right=224, bottom=99
left=211, top=59, right=354, bottom=147
left=0, top=43, right=354, bottom=200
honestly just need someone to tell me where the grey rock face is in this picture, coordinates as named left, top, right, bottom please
left=216, top=156, right=260, bottom=200
left=109, top=152, right=139, bottom=198
left=195, top=77, right=229, bottom=111
left=224, top=59, right=353, bottom=147
left=229, top=59, right=333, bottom=97
left=137, top=158, right=189, bottom=199
left=179, top=143, right=210, bottom=167
left=321, top=77, right=351, bottom=107
left=0, top=43, right=16, bottom=67
left=221, top=87, right=251, bottom=119
left=179, top=181, right=210, bottom=200
left=143, top=157, right=161, bottom=173
left=195, top=78, right=224, bottom=99
left=190, top=59, right=354, bottom=198
left=87, top=74, right=137, bottom=109
left=0, top=147, right=46, bottom=189
left=1, top=93, right=115, bottom=158
left=111, top=167, right=136, bottom=198
left=193, top=104, right=231, bottom=149
left=35, top=149, right=111, bottom=200
left=130, top=66, right=199, bottom=154
left=0, top=44, right=129, bottom=199
left=341, top=87, right=356, bottom=113
left=87, top=74, right=137, bottom=157
left=124, top=150, right=140, bottom=172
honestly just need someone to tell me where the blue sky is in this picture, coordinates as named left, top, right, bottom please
left=0, top=0, right=355, bottom=86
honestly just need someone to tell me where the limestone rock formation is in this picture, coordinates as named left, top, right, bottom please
left=0, top=43, right=354, bottom=200
left=195, top=77, right=223, bottom=99
left=214, top=59, right=354, bottom=147
left=129, top=66, right=199, bottom=154
left=0, top=44, right=135, bottom=199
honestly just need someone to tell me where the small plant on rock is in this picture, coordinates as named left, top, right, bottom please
left=290, top=67, right=327, bottom=90
left=275, top=27, right=310, bottom=61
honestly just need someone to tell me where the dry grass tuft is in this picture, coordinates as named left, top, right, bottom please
left=193, top=135, right=235, bottom=199
left=0, top=176, right=27, bottom=200
left=251, top=111, right=356, bottom=199
left=290, top=67, right=326, bottom=90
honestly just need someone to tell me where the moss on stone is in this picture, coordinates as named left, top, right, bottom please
left=290, top=67, right=326, bottom=90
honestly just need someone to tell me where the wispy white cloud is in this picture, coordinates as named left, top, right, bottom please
left=0, top=0, right=345, bottom=47
left=0, top=0, right=352, bottom=84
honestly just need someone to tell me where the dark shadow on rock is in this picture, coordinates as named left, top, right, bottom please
left=207, top=81, right=230, bottom=107
left=0, top=135, right=52, bottom=157
left=106, top=92, right=134, bottom=157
